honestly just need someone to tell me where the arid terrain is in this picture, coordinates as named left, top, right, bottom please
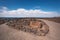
left=42, top=17, right=60, bottom=23
left=0, top=18, right=60, bottom=40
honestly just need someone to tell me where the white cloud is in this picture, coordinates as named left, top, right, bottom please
left=0, top=7, right=60, bottom=17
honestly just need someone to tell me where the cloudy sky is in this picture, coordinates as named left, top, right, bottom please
left=0, top=0, right=60, bottom=17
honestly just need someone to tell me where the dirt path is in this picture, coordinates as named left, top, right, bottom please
left=0, top=20, right=60, bottom=40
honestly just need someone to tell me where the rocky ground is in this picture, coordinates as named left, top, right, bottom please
left=6, top=19, right=49, bottom=36
left=0, top=19, right=60, bottom=40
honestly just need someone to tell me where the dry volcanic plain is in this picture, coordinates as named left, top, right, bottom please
left=0, top=18, right=60, bottom=40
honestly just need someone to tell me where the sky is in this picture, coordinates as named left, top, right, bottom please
left=0, top=0, right=60, bottom=17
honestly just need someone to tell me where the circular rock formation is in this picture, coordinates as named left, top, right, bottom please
left=6, top=18, right=49, bottom=36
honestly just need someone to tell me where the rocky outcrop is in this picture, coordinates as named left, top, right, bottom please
left=6, top=18, right=49, bottom=36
